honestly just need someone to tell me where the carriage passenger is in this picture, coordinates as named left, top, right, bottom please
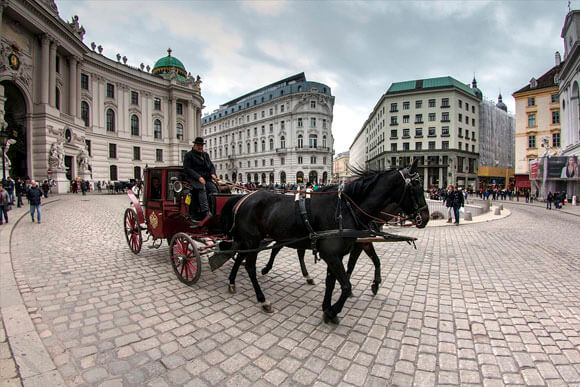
left=183, top=137, right=218, bottom=221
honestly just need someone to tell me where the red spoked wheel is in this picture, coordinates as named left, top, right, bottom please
left=170, top=233, right=201, bottom=285
left=124, top=208, right=143, bottom=254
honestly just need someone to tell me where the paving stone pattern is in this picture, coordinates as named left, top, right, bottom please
left=10, top=195, right=580, bottom=386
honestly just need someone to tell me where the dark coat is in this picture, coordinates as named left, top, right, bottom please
left=27, top=186, right=42, bottom=205
left=4, top=179, right=14, bottom=192
left=444, top=191, right=454, bottom=207
left=452, top=190, right=465, bottom=208
left=183, top=149, right=216, bottom=189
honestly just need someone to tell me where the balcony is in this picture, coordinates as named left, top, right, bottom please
left=276, top=148, right=288, bottom=153
left=440, top=104, right=450, bottom=108
left=294, top=146, right=331, bottom=153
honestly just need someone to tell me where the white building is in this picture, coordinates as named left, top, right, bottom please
left=0, top=0, right=204, bottom=191
left=559, top=10, right=580, bottom=157
left=201, top=73, right=334, bottom=185
left=348, top=127, right=366, bottom=171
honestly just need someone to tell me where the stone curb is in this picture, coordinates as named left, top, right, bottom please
left=426, top=207, right=511, bottom=227
left=0, top=198, right=66, bottom=387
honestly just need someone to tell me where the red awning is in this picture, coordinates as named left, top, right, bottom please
left=515, top=175, right=531, bottom=188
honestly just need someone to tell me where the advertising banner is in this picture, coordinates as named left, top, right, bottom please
left=534, top=156, right=579, bottom=179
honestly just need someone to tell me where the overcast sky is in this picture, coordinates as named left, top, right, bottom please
left=58, top=0, right=567, bottom=154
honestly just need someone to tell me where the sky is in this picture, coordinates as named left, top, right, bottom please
left=57, top=0, right=567, bottom=154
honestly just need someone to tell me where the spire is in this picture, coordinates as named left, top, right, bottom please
left=498, top=93, right=503, bottom=103
left=496, top=92, right=507, bottom=112
left=472, top=76, right=477, bottom=89
left=167, top=48, right=172, bottom=57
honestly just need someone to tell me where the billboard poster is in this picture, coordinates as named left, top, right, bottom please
left=535, top=156, right=580, bottom=179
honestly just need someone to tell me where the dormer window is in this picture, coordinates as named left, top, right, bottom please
left=530, top=78, right=538, bottom=89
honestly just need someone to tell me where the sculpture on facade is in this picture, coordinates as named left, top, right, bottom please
left=77, top=148, right=90, bottom=171
left=49, top=141, right=65, bottom=170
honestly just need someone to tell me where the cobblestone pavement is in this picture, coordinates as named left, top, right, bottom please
left=6, top=195, right=580, bottom=386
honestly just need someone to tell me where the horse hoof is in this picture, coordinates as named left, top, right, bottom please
left=228, top=284, right=236, bottom=294
left=261, top=268, right=268, bottom=275
left=323, top=311, right=339, bottom=325
left=306, top=277, right=315, bottom=285
left=347, top=290, right=354, bottom=298
left=371, top=283, right=379, bottom=295
left=262, top=302, right=274, bottom=313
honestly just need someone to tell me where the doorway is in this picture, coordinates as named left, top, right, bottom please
left=65, top=155, right=73, bottom=181
left=1, top=80, right=28, bottom=178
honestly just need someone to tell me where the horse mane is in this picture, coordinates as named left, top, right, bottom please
left=343, top=166, right=398, bottom=202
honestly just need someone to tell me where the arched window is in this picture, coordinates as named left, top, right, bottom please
left=309, top=134, right=318, bottom=148
left=261, top=140, right=265, bottom=152
left=81, top=101, right=90, bottom=127
left=110, top=165, right=118, bottom=181
left=296, top=171, right=304, bottom=183
left=254, top=141, right=258, bottom=153
left=297, top=134, right=303, bottom=148
left=176, top=123, right=184, bottom=140
left=225, top=174, right=229, bottom=181
left=134, top=166, right=141, bottom=180
left=323, top=135, right=327, bottom=148
left=254, top=173, right=259, bottom=182
left=154, top=119, right=162, bottom=139
left=106, top=109, right=115, bottom=132
left=247, top=142, right=251, bottom=153
left=247, top=173, right=251, bottom=183
left=239, top=144, right=242, bottom=154
left=131, top=115, right=139, bottom=136
left=238, top=173, right=242, bottom=182
left=261, top=173, right=266, bottom=183
left=269, top=138, right=274, bottom=150
left=231, top=145, right=235, bottom=155
left=280, top=171, right=286, bottom=184
left=269, top=173, right=274, bottom=184
left=280, top=136, right=286, bottom=148
left=309, top=171, right=318, bottom=184
left=322, top=172, right=328, bottom=184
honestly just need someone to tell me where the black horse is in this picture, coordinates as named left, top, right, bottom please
left=219, top=161, right=429, bottom=324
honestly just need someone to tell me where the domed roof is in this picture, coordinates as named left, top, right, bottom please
left=496, top=93, right=508, bottom=112
left=152, top=48, right=187, bottom=79
left=471, top=77, right=483, bottom=100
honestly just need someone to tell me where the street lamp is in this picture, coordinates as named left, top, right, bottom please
left=541, top=137, right=550, bottom=200
left=0, top=124, right=10, bottom=183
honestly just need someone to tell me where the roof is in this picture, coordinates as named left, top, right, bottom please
left=152, top=49, right=187, bottom=77
left=513, top=64, right=562, bottom=95
left=386, top=76, right=477, bottom=97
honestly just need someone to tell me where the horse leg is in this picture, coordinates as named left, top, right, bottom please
left=323, top=258, right=352, bottom=325
left=345, top=244, right=364, bottom=297
left=261, top=245, right=281, bottom=275
left=228, top=253, right=244, bottom=294
left=297, top=249, right=314, bottom=285
left=322, top=267, right=336, bottom=315
left=363, top=243, right=381, bottom=295
left=245, top=253, right=273, bottom=313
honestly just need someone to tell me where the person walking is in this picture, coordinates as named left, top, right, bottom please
left=4, top=177, right=15, bottom=205
left=0, top=184, right=10, bottom=224
left=42, top=180, right=50, bottom=198
left=27, top=180, right=42, bottom=223
left=15, top=178, right=24, bottom=208
left=444, top=185, right=455, bottom=223
left=546, top=191, right=553, bottom=210
left=452, top=187, right=465, bottom=225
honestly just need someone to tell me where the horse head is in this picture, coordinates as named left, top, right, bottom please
left=397, top=159, right=429, bottom=228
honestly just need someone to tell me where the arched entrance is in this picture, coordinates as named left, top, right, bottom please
left=322, top=172, right=328, bottom=184
left=280, top=171, right=286, bottom=184
left=296, top=171, right=304, bottom=184
left=269, top=173, right=274, bottom=184
left=309, top=171, right=318, bottom=184
left=1, top=81, right=28, bottom=178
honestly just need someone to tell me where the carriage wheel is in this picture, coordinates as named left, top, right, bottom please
left=124, top=208, right=143, bottom=254
left=170, top=233, right=201, bottom=285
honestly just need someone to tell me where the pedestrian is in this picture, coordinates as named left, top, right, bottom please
left=546, top=191, right=553, bottom=210
left=81, top=180, right=88, bottom=196
left=42, top=180, right=50, bottom=198
left=444, top=185, right=455, bottom=223
left=15, top=177, right=24, bottom=208
left=5, top=176, right=15, bottom=204
left=0, top=184, right=10, bottom=224
left=27, top=180, right=42, bottom=223
left=453, top=186, right=465, bottom=225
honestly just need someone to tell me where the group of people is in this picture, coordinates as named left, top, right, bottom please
left=0, top=177, right=43, bottom=224
left=546, top=191, right=568, bottom=210
left=442, top=185, right=465, bottom=225
left=70, top=179, right=91, bottom=195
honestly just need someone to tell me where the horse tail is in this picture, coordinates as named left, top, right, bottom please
left=220, top=195, right=244, bottom=236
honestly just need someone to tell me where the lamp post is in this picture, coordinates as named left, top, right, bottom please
left=0, top=124, right=9, bottom=183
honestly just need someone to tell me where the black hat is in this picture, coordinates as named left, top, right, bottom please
left=193, top=137, right=206, bottom=145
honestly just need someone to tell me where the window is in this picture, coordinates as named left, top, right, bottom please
left=472, top=132, right=476, bottom=140
left=465, top=115, right=469, bottom=124
left=56, top=56, right=60, bottom=73
left=390, top=103, right=398, bottom=112
left=472, top=145, right=475, bottom=152
left=428, top=99, right=436, bottom=108
left=390, top=116, right=398, bottom=125
left=415, top=142, right=422, bottom=150
left=298, top=156, right=303, bottom=164
left=459, top=113, right=463, bottom=122
left=442, top=141, right=449, bottom=149
left=261, top=140, right=265, bottom=152
left=176, top=123, right=184, bottom=140
left=254, top=113, right=257, bottom=120
left=391, top=143, right=397, bottom=151
left=391, top=157, right=397, bottom=166
left=428, top=127, right=436, bottom=136
left=465, top=102, right=469, bottom=112
left=261, top=111, right=265, bottom=118
left=472, top=118, right=475, bottom=126
left=322, top=119, right=327, bottom=129
left=441, top=126, right=449, bottom=136
left=441, top=112, right=449, bottom=122
left=176, top=103, right=183, bottom=115
left=465, top=143, right=469, bottom=151
left=254, top=127, right=258, bottom=136
left=552, top=111, right=560, bottom=124
left=81, top=73, right=89, bottom=90
left=281, top=157, right=285, bottom=165
left=458, top=127, right=463, bottom=137
left=322, top=135, right=327, bottom=147
left=310, top=118, right=316, bottom=127
left=428, top=113, right=436, bottom=122
left=269, top=108, right=273, bottom=116
left=441, top=98, right=449, bottom=107
left=415, top=128, right=423, bottom=137
left=428, top=141, right=435, bottom=150
left=280, top=104, right=285, bottom=112
left=403, top=115, right=410, bottom=123
left=110, top=165, right=118, bottom=181
left=269, top=123, right=273, bottom=133
left=269, top=138, right=274, bottom=150
left=254, top=141, right=258, bottom=152
left=415, top=114, right=423, bottom=124
left=458, top=100, right=463, bottom=108
left=131, top=91, right=138, bottom=105
left=415, top=100, right=422, bottom=108
left=390, top=129, right=398, bottom=139
left=131, top=115, right=139, bottom=136
left=465, top=130, right=469, bottom=139
left=403, top=143, right=410, bottom=151
left=133, top=146, right=141, bottom=161
left=156, top=149, right=163, bottom=162
left=472, top=106, right=475, bottom=114
left=85, top=140, right=92, bottom=156
left=81, top=101, right=89, bottom=127
left=181, top=150, right=187, bottom=162
left=458, top=141, right=462, bottom=149
left=551, top=94, right=558, bottom=103
left=528, top=114, right=536, bottom=127
left=281, top=121, right=285, bottom=130
left=311, top=101, right=316, bottom=109
left=403, top=128, right=410, bottom=138
left=281, top=136, right=286, bottom=148
left=106, top=83, right=114, bottom=98
left=247, top=143, right=251, bottom=153
left=527, top=97, right=535, bottom=106
left=154, top=119, right=162, bottom=139
left=310, top=156, right=317, bottom=164
left=553, top=132, right=561, bottom=147
left=309, top=134, right=318, bottom=148
left=262, top=159, right=265, bottom=166
left=154, top=98, right=161, bottom=110
left=403, top=101, right=410, bottom=110
left=298, top=118, right=303, bottom=127
left=55, top=88, right=60, bottom=110
left=297, top=134, right=303, bottom=148
left=106, top=109, right=115, bottom=132
left=109, top=143, right=117, bottom=158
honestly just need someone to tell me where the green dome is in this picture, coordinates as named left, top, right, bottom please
left=152, top=48, right=187, bottom=78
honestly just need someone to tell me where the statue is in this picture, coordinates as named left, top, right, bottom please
left=77, top=148, right=90, bottom=171
left=48, top=141, right=65, bottom=169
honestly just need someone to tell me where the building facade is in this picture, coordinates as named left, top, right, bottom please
left=512, top=63, right=561, bottom=195
left=200, top=73, right=334, bottom=186
left=559, top=10, right=580, bottom=157
left=0, top=0, right=204, bottom=191
left=333, top=151, right=349, bottom=183
left=477, top=94, right=516, bottom=189
left=348, top=126, right=366, bottom=171
left=366, top=76, right=481, bottom=190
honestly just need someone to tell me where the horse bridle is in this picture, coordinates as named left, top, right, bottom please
left=397, top=168, right=429, bottom=227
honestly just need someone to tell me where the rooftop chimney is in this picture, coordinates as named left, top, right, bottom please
left=555, top=51, right=562, bottom=66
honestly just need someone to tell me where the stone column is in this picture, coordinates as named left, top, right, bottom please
left=186, top=100, right=194, bottom=142
left=40, top=34, right=50, bottom=104
left=76, top=60, right=82, bottom=118
left=196, top=108, right=201, bottom=139
left=49, top=40, right=57, bottom=106
left=69, top=56, right=77, bottom=116
left=423, top=167, right=429, bottom=191
left=168, top=97, right=175, bottom=140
